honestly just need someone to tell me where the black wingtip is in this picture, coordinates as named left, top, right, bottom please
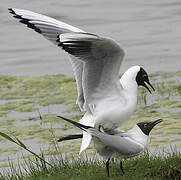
left=8, top=8, right=17, bottom=16
left=8, top=8, right=15, bottom=15
left=58, top=42, right=63, bottom=47
left=8, top=8, right=22, bottom=20
left=57, top=115, right=92, bottom=131
left=57, top=134, right=83, bottom=142
left=8, top=8, right=42, bottom=34
left=8, top=8, right=13, bottom=13
left=56, top=34, right=61, bottom=44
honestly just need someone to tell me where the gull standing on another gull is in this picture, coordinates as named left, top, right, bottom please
left=58, top=116, right=163, bottom=177
left=8, top=8, right=155, bottom=154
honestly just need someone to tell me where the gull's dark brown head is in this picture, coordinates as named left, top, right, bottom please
left=136, top=67, right=155, bottom=94
left=137, top=119, right=163, bottom=135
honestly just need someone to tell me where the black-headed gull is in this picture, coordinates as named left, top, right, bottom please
left=58, top=116, right=162, bottom=177
left=9, top=8, right=155, bottom=154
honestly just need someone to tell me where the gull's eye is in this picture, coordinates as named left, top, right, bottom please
left=144, top=124, right=147, bottom=128
left=143, top=74, right=147, bottom=78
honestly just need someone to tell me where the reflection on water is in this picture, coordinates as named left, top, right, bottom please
left=0, top=0, right=181, bottom=76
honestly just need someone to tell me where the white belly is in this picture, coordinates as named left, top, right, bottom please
left=94, top=97, right=137, bottom=129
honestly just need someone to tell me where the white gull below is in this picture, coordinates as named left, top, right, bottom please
left=58, top=116, right=163, bottom=177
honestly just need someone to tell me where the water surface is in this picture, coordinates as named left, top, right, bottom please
left=0, top=0, right=181, bottom=76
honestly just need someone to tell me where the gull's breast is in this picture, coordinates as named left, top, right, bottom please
left=94, top=97, right=137, bottom=129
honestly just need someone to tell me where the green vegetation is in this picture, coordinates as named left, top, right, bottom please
left=0, top=71, right=180, bottom=179
left=0, top=151, right=180, bottom=180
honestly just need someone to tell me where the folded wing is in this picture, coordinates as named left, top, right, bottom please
left=89, top=129, right=143, bottom=155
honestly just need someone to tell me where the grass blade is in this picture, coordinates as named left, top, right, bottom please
left=14, top=136, right=27, bottom=149
left=0, top=131, right=53, bottom=168
left=0, top=131, right=18, bottom=145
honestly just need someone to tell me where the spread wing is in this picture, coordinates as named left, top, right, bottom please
left=8, top=8, right=85, bottom=110
left=9, top=8, right=84, bottom=44
left=57, top=32, right=125, bottom=111
left=9, top=8, right=125, bottom=112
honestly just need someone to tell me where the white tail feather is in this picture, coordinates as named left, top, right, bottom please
left=79, top=132, right=92, bottom=154
left=79, top=112, right=94, bottom=154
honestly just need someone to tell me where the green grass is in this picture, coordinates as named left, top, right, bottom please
left=0, top=151, right=181, bottom=180
left=0, top=122, right=180, bottom=180
left=0, top=71, right=180, bottom=179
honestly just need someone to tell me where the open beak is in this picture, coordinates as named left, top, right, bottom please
left=143, top=79, right=155, bottom=94
left=151, top=119, right=163, bottom=127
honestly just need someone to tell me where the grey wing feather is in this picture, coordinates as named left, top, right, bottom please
left=9, top=8, right=84, bottom=45
left=58, top=32, right=125, bottom=110
left=89, top=129, right=143, bottom=155
left=69, top=55, right=84, bottom=110
left=103, top=128, right=125, bottom=135
left=9, top=8, right=85, bottom=110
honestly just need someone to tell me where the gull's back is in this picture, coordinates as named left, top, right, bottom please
left=89, top=128, right=146, bottom=159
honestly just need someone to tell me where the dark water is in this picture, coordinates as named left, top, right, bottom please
left=1, top=0, right=181, bottom=76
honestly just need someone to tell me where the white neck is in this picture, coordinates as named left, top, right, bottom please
left=127, top=125, right=149, bottom=148
left=120, top=66, right=140, bottom=94
left=119, top=66, right=140, bottom=103
left=120, top=77, right=138, bottom=95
